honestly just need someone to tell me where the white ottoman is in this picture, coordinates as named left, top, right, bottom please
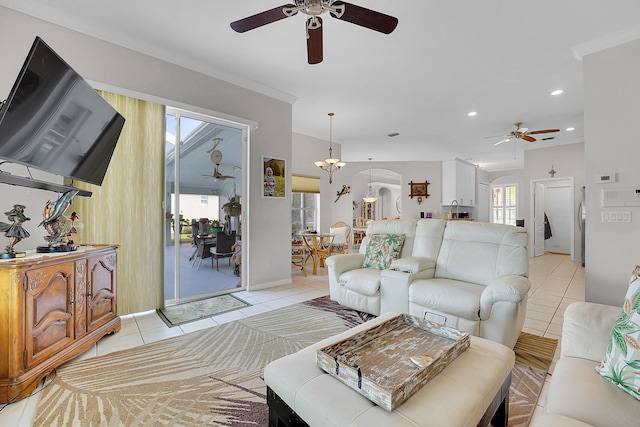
left=264, top=313, right=515, bottom=427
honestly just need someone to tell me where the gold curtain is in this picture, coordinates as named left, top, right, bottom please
left=68, top=91, right=165, bottom=315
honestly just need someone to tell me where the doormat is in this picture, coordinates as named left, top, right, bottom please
left=157, top=294, right=251, bottom=327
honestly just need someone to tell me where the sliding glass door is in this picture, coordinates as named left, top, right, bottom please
left=164, top=108, right=245, bottom=304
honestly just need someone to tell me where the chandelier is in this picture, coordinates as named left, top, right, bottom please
left=314, top=112, right=345, bottom=184
left=362, top=158, right=377, bottom=203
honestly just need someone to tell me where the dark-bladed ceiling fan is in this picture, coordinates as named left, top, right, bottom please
left=491, top=122, right=560, bottom=146
left=230, top=0, right=398, bottom=64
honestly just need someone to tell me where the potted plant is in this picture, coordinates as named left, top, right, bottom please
left=209, top=219, right=223, bottom=234
left=222, top=190, right=241, bottom=217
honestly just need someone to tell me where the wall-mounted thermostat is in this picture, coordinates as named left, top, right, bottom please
left=602, top=188, right=640, bottom=207
left=597, top=172, right=617, bottom=183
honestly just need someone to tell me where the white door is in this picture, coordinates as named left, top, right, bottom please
left=534, top=182, right=546, bottom=256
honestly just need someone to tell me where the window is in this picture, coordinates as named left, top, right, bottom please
left=292, top=192, right=319, bottom=235
left=200, top=195, right=208, bottom=205
left=491, top=184, right=517, bottom=225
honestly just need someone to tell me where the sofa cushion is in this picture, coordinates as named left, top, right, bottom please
left=409, top=278, right=483, bottom=320
left=596, top=265, right=640, bottom=400
left=340, top=268, right=383, bottom=296
left=411, top=218, right=446, bottom=260
left=362, top=233, right=405, bottom=270
left=547, top=357, right=640, bottom=426
left=361, top=219, right=418, bottom=258
left=435, top=221, right=528, bottom=286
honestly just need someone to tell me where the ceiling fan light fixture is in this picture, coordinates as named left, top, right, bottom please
left=231, top=1, right=398, bottom=64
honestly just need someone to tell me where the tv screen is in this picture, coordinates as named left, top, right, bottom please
left=0, top=36, right=125, bottom=186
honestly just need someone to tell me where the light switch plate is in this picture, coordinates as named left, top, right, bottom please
left=602, top=211, right=632, bottom=223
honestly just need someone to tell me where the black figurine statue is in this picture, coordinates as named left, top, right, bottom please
left=0, top=204, right=30, bottom=256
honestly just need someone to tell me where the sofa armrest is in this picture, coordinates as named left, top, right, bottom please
left=561, top=302, right=620, bottom=361
left=479, top=275, right=531, bottom=320
left=388, top=256, right=435, bottom=274
left=325, top=253, right=365, bottom=277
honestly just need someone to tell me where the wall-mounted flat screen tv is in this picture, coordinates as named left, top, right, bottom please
left=0, top=36, right=125, bottom=186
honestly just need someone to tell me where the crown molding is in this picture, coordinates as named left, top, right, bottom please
left=573, top=25, right=640, bottom=61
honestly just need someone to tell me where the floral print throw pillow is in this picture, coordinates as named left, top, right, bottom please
left=596, top=265, right=640, bottom=400
left=362, top=234, right=405, bottom=270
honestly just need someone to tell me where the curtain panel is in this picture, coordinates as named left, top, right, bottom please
left=69, top=91, right=165, bottom=314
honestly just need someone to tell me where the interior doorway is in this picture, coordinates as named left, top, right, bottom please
left=352, top=168, right=401, bottom=223
left=530, top=177, right=575, bottom=259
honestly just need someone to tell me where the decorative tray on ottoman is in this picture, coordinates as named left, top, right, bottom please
left=316, top=313, right=470, bottom=411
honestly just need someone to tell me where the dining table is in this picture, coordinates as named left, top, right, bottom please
left=299, top=232, right=336, bottom=275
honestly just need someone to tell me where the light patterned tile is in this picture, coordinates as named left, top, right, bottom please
left=97, top=332, right=145, bottom=356
left=140, top=325, right=184, bottom=344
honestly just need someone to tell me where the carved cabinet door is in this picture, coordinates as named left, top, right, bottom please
left=86, top=252, right=118, bottom=332
left=24, top=262, right=75, bottom=369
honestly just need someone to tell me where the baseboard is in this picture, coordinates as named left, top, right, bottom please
left=249, top=278, right=291, bottom=291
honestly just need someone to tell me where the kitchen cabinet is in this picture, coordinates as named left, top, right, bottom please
left=0, top=245, right=120, bottom=403
left=442, top=158, right=476, bottom=206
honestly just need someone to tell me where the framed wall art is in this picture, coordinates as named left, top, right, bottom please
left=262, top=156, right=286, bottom=198
left=408, top=180, right=430, bottom=199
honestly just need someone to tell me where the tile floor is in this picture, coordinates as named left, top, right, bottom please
left=0, top=253, right=583, bottom=426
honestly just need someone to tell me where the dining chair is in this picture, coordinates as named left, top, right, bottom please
left=210, top=231, right=236, bottom=270
left=291, top=238, right=308, bottom=276
left=327, top=221, right=350, bottom=254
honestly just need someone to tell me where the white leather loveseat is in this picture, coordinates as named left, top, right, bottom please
left=532, top=302, right=640, bottom=427
left=326, top=219, right=530, bottom=348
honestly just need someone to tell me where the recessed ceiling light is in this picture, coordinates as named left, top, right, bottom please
left=551, top=89, right=564, bottom=96
left=467, top=111, right=477, bottom=117
left=566, top=127, right=575, bottom=131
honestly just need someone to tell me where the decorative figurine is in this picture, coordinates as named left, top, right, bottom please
left=0, top=204, right=30, bottom=258
left=68, top=211, right=84, bottom=245
left=37, top=190, right=79, bottom=253
left=335, top=185, right=350, bottom=203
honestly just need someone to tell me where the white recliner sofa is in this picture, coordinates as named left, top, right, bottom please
left=326, top=219, right=530, bottom=348
left=531, top=302, right=640, bottom=427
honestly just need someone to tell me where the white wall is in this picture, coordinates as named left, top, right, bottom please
left=0, top=7, right=293, bottom=291
left=583, top=38, right=640, bottom=306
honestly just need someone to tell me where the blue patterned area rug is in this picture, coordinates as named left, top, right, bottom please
left=157, top=293, right=251, bottom=327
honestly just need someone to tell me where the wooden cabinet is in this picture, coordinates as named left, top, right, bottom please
left=0, top=245, right=120, bottom=403
left=442, top=158, right=476, bottom=206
